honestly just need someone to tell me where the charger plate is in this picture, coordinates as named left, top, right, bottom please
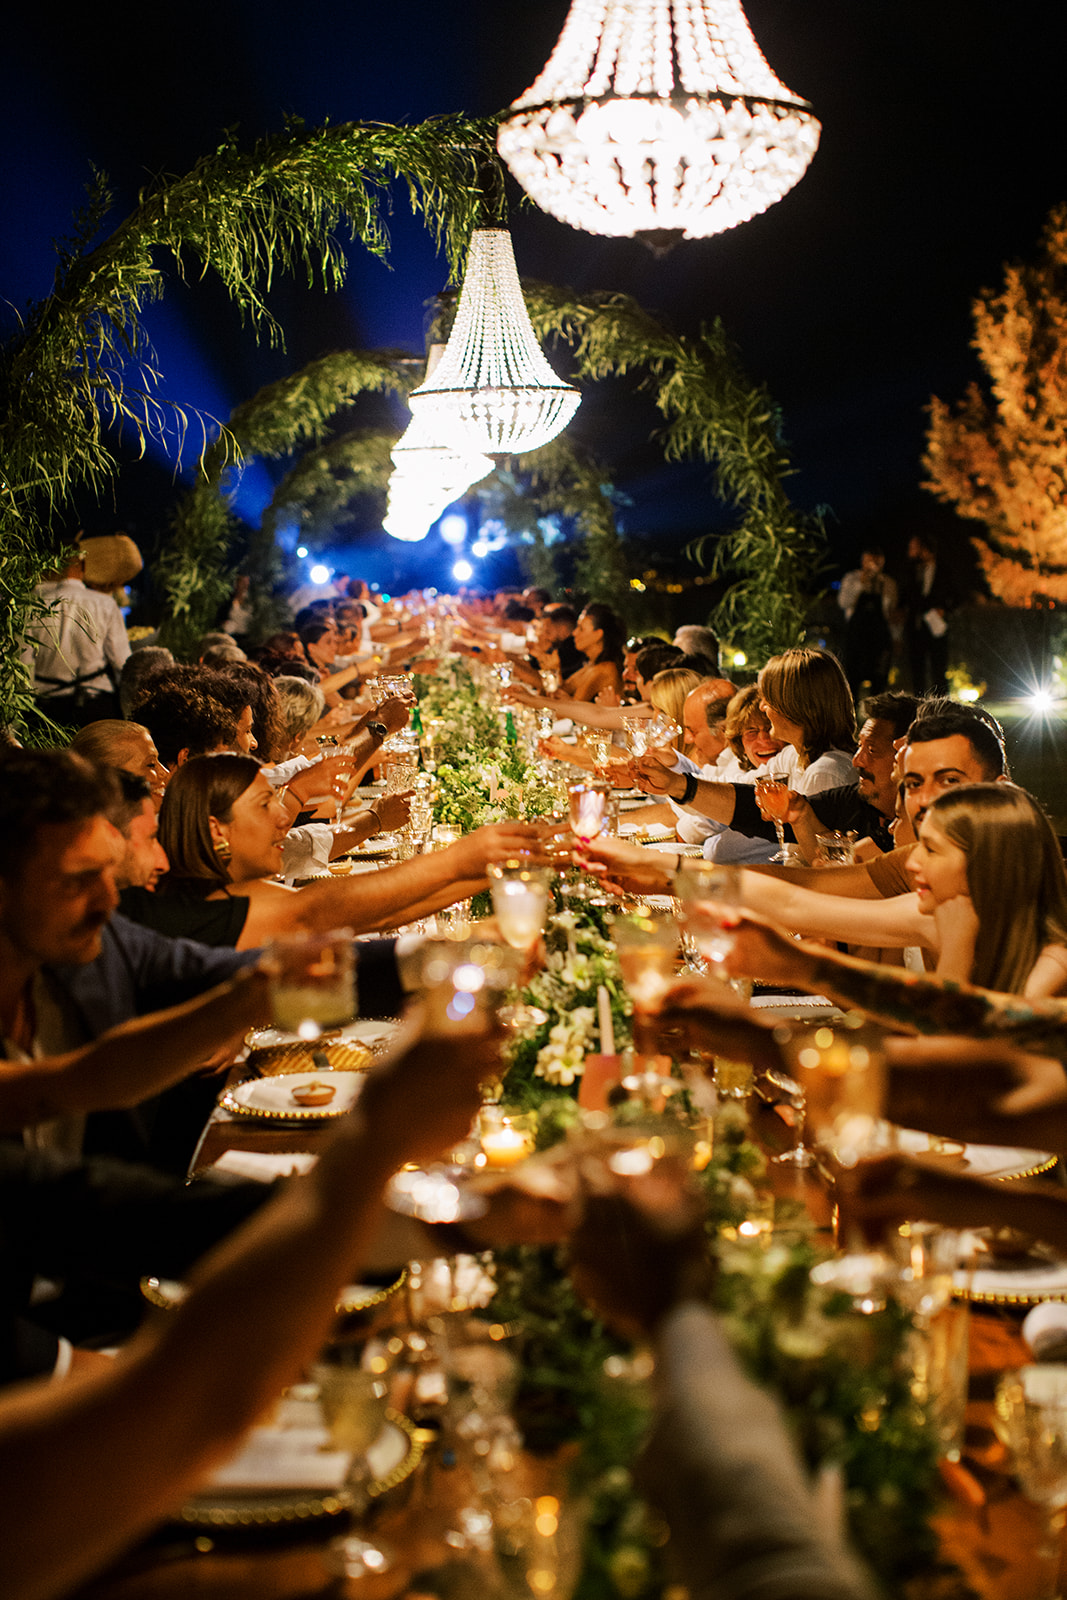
left=954, top=1235, right=1067, bottom=1307
left=220, top=1070, right=367, bottom=1122
left=140, top=1271, right=407, bottom=1318
left=175, top=1411, right=422, bottom=1529
left=895, top=1127, right=1057, bottom=1182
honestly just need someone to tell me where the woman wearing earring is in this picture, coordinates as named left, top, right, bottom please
left=121, top=753, right=542, bottom=951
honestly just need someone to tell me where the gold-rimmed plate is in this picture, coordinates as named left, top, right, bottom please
left=219, top=1070, right=367, bottom=1122
left=245, top=1019, right=398, bottom=1053
left=955, top=1242, right=1067, bottom=1307
left=896, top=1128, right=1057, bottom=1182
left=140, top=1271, right=407, bottom=1319
left=175, top=1411, right=423, bottom=1530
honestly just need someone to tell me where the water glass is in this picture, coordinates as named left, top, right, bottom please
left=265, top=928, right=357, bottom=1039
left=569, top=780, right=608, bottom=843
left=816, top=831, right=856, bottom=865
left=672, top=860, right=742, bottom=969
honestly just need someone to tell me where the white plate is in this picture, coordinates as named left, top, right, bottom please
left=246, top=1020, right=398, bottom=1052
left=955, top=1234, right=1067, bottom=1306
left=220, top=1070, right=367, bottom=1121
left=644, top=840, right=703, bottom=856
left=895, top=1127, right=1057, bottom=1181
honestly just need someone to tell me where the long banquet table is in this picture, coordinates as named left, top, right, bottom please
left=66, top=1058, right=1060, bottom=1600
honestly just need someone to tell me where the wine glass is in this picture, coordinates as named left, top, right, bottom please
left=672, top=860, right=742, bottom=972
left=777, top=1013, right=886, bottom=1172
left=622, top=714, right=650, bottom=758
left=541, top=668, right=560, bottom=695
left=487, top=857, right=552, bottom=1031
left=754, top=775, right=791, bottom=862
left=610, top=906, right=679, bottom=1058
left=995, top=1366, right=1067, bottom=1596
left=644, top=710, right=680, bottom=750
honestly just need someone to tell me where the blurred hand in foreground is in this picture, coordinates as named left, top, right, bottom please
left=567, top=1159, right=713, bottom=1342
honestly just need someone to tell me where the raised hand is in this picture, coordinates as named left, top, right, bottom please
left=371, top=790, right=414, bottom=832
left=632, top=750, right=677, bottom=795
left=567, top=1161, right=713, bottom=1341
left=447, top=820, right=546, bottom=878
left=359, top=1011, right=503, bottom=1172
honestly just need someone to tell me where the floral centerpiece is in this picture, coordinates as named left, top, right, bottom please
left=479, top=900, right=943, bottom=1599
left=504, top=904, right=632, bottom=1098
left=414, top=661, right=559, bottom=832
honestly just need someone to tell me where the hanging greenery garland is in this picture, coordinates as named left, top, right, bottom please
left=0, top=113, right=498, bottom=729
left=523, top=285, right=827, bottom=663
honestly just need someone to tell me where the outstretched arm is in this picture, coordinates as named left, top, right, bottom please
left=723, top=913, right=1067, bottom=1054
left=0, top=968, right=269, bottom=1132
left=0, top=1009, right=500, bottom=1600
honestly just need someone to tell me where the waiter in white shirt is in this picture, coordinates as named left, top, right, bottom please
left=23, top=550, right=131, bottom=727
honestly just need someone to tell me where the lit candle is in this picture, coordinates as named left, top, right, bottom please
left=481, top=1119, right=533, bottom=1169
left=597, top=984, right=615, bottom=1057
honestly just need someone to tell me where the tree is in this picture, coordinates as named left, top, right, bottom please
left=924, top=204, right=1067, bottom=605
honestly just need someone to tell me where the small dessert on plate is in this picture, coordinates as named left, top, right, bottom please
left=291, top=1079, right=336, bottom=1108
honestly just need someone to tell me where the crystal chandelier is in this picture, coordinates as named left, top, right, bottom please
left=496, top=0, right=820, bottom=247
left=384, top=347, right=494, bottom=542
left=383, top=408, right=493, bottom=542
left=409, top=229, right=580, bottom=456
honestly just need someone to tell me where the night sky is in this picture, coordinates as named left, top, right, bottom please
left=4, top=0, right=1067, bottom=602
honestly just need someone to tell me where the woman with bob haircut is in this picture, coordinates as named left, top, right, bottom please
left=121, top=753, right=541, bottom=951
left=648, top=667, right=704, bottom=744
left=754, top=647, right=857, bottom=786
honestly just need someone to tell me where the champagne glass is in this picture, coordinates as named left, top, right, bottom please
left=754, top=774, right=791, bottom=862
left=589, top=731, right=613, bottom=778
left=763, top=1067, right=816, bottom=1167
left=611, top=906, right=679, bottom=1057
left=672, top=860, right=742, bottom=972
left=541, top=668, right=560, bottom=695
left=622, top=714, right=650, bottom=758
left=995, top=1366, right=1067, bottom=1596
left=264, top=928, right=357, bottom=1040
left=488, top=858, right=552, bottom=1031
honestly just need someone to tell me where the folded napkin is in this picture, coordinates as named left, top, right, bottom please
left=205, top=1423, right=352, bottom=1491
left=209, top=1150, right=318, bottom=1183
left=619, top=821, right=675, bottom=841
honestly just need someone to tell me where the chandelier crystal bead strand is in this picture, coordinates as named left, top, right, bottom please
left=496, top=0, right=820, bottom=247
left=409, top=229, right=580, bottom=457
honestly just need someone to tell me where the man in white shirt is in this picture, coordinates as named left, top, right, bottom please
left=24, top=553, right=130, bottom=727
